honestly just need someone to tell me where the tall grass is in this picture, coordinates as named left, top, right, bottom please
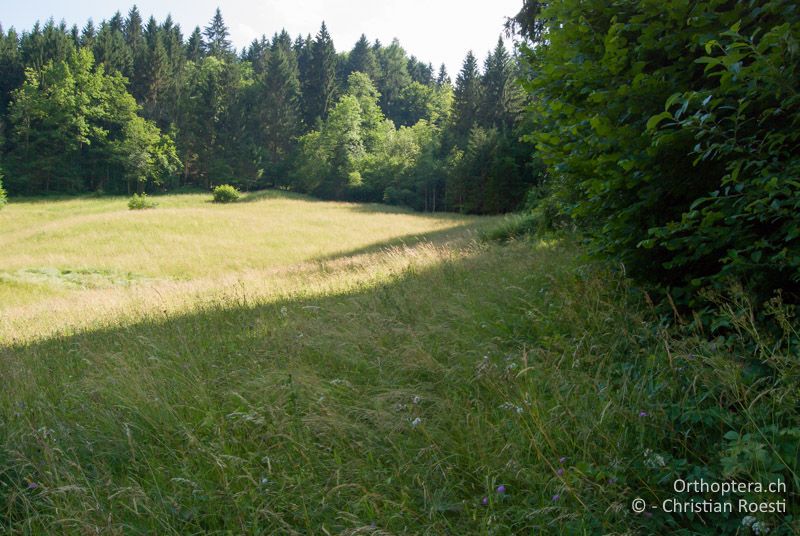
left=0, top=196, right=796, bottom=534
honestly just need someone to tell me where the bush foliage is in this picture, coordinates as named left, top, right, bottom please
left=127, top=193, right=157, bottom=210
left=212, top=184, right=241, bottom=203
left=519, top=0, right=800, bottom=307
left=0, top=173, right=6, bottom=209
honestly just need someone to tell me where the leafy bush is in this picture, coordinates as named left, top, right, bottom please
left=517, top=0, right=800, bottom=307
left=0, top=173, right=7, bottom=209
left=212, top=184, right=241, bottom=203
left=646, top=20, right=800, bottom=305
left=127, top=193, right=157, bottom=210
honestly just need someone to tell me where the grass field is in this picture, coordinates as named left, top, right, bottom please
left=0, top=192, right=481, bottom=343
left=0, top=193, right=796, bottom=534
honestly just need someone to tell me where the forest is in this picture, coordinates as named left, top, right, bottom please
left=0, top=7, right=537, bottom=213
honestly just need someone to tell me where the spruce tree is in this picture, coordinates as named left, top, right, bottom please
left=124, top=6, right=146, bottom=101
left=142, top=17, right=170, bottom=124
left=303, top=22, right=337, bottom=125
left=480, top=37, right=511, bottom=128
left=186, top=27, right=204, bottom=62
left=80, top=19, right=96, bottom=48
left=93, top=20, right=132, bottom=74
left=203, top=8, right=232, bottom=58
left=452, top=51, right=482, bottom=141
left=436, top=63, right=451, bottom=86
left=261, top=43, right=301, bottom=183
left=347, top=34, right=379, bottom=82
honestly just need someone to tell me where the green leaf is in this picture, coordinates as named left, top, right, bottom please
left=646, top=111, right=672, bottom=131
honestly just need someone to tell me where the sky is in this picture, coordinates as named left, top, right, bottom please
left=1, top=0, right=522, bottom=78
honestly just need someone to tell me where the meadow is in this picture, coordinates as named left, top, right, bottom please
left=0, top=193, right=796, bottom=534
left=0, top=192, right=478, bottom=343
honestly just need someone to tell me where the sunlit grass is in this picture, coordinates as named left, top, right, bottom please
left=0, top=192, right=475, bottom=278
left=0, top=192, right=486, bottom=342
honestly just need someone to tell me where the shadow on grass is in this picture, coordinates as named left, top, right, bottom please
left=0, top=238, right=545, bottom=531
left=309, top=223, right=486, bottom=263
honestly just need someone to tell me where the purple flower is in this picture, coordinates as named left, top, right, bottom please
left=552, top=494, right=560, bottom=502
left=556, top=468, right=564, bottom=476
left=639, top=411, right=649, bottom=418
left=559, top=456, right=567, bottom=464
left=496, top=485, right=506, bottom=494
left=481, top=496, right=489, bottom=506
left=608, top=477, right=617, bottom=485
left=27, top=482, right=38, bottom=490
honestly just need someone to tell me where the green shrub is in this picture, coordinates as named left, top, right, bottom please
left=645, top=21, right=800, bottom=305
left=212, top=184, right=241, bottom=203
left=517, top=0, right=800, bottom=307
left=127, top=193, right=157, bottom=210
left=0, top=175, right=6, bottom=209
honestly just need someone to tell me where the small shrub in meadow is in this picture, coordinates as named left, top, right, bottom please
left=0, top=178, right=6, bottom=209
left=212, top=184, right=240, bottom=203
left=128, top=193, right=157, bottom=210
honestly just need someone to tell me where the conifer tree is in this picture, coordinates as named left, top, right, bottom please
left=142, top=17, right=170, bottom=123
left=203, top=8, right=232, bottom=58
left=480, top=37, right=512, bottom=128
left=452, top=51, right=482, bottom=140
left=186, top=27, right=204, bottom=62
left=436, top=63, right=451, bottom=86
left=303, top=22, right=337, bottom=125
left=80, top=19, right=96, bottom=48
left=125, top=6, right=147, bottom=101
left=261, top=43, right=302, bottom=183
left=347, top=34, right=379, bottom=82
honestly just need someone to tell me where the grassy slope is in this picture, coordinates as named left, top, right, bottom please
left=1, top=195, right=796, bottom=534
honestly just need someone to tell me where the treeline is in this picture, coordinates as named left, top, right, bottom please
left=0, top=7, right=540, bottom=213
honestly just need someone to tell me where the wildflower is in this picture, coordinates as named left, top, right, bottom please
left=481, top=496, right=489, bottom=506
left=27, top=482, right=38, bottom=490
left=496, top=485, right=506, bottom=494
left=552, top=494, right=560, bottom=502
left=498, top=402, right=523, bottom=413
left=411, top=417, right=422, bottom=428
left=260, top=477, right=269, bottom=486
left=556, top=468, right=564, bottom=476
left=639, top=411, right=649, bottom=418
left=643, top=448, right=666, bottom=468
left=752, top=521, right=770, bottom=535
left=412, top=395, right=421, bottom=405
left=742, top=516, right=756, bottom=527
left=559, top=456, right=567, bottom=464
left=329, top=378, right=351, bottom=387
left=608, top=477, right=617, bottom=485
